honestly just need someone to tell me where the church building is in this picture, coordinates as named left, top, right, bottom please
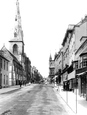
left=9, top=0, right=26, bottom=81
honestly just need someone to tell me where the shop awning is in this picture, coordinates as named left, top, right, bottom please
left=76, top=71, right=86, bottom=76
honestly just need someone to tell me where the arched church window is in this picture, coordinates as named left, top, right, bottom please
left=13, top=44, right=18, bottom=55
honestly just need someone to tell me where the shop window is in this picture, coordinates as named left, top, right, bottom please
left=73, top=78, right=78, bottom=89
left=75, top=61, right=78, bottom=69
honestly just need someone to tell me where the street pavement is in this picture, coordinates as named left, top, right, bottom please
left=53, top=87, right=75, bottom=115
left=54, top=85, right=87, bottom=115
left=0, top=83, right=75, bottom=115
left=0, top=85, right=20, bottom=94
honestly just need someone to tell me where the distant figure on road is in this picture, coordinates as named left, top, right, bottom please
left=24, top=80, right=26, bottom=86
left=19, top=80, right=22, bottom=88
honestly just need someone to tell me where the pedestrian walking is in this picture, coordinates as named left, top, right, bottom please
left=19, top=80, right=22, bottom=88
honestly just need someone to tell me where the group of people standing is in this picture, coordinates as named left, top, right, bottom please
left=19, top=80, right=26, bottom=88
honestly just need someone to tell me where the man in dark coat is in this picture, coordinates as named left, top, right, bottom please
left=19, top=80, right=22, bottom=88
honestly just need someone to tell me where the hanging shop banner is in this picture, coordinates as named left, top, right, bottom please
left=68, top=70, right=75, bottom=80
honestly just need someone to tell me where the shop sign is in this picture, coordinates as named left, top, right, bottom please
left=68, top=70, right=75, bottom=80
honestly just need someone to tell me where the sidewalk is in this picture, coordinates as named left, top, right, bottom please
left=53, top=87, right=76, bottom=115
left=54, top=85, right=87, bottom=115
left=0, top=83, right=31, bottom=94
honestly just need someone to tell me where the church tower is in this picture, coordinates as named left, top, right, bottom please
left=49, top=54, right=55, bottom=81
left=9, top=0, right=24, bottom=64
left=49, top=54, right=52, bottom=67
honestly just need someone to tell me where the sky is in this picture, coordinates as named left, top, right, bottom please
left=0, top=0, right=87, bottom=77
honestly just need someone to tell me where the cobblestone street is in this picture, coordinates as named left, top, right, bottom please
left=0, top=84, right=74, bottom=115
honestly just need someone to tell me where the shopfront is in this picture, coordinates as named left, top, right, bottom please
left=62, top=71, right=68, bottom=91
left=81, top=74, right=86, bottom=95
left=68, top=70, right=76, bottom=91
left=76, top=68, right=87, bottom=100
